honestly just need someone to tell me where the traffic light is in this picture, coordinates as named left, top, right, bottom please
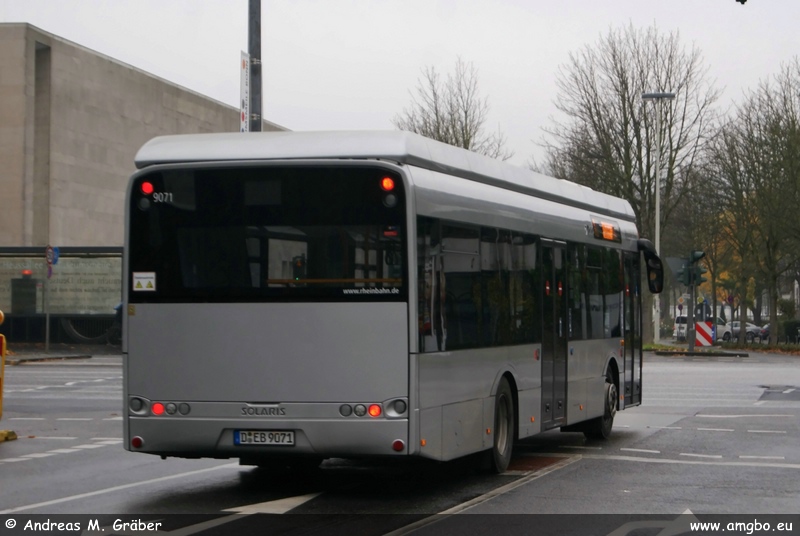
left=694, top=264, right=708, bottom=284
left=690, top=250, right=705, bottom=264
left=689, top=250, right=706, bottom=285
left=676, top=262, right=691, bottom=286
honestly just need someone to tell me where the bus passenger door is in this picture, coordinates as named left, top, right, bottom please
left=541, top=242, right=567, bottom=428
left=623, top=252, right=642, bottom=406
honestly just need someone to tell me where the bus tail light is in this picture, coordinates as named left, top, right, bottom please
left=131, top=436, right=144, bottom=449
left=380, top=177, right=395, bottom=191
left=151, top=402, right=165, bottom=416
left=368, top=404, right=382, bottom=417
left=392, top=440, right=405, bottom=452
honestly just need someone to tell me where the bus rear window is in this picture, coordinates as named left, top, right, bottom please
left=128, top=166, right=406, bottom=302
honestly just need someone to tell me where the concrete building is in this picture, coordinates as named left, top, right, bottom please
left=0, top=23, right=285, bottom=248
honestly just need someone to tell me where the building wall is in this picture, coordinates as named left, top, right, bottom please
left=0, top=23, right=285, bottom=248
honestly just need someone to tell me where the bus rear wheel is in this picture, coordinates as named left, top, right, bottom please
left=584, top=374, right=617, bottom=440
left=489, top=378, right=515, bottom=473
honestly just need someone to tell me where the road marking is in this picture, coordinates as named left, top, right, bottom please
left=48, top=449, right=81, bottom=454
left=21, top=453, right=56, bottom=459
left=93, top=437, right=122, bottom=441
left=783, top=388, right=796, bottom=394
left=0, top=462, right=240, bottom=514
left=57, top=418, right=93, bottom=421
left=579, top=453, right=800, bottom=469
left=697, top=414, right=794, bottom=418
left=32, top=437, right=77, bottom=440
left=71, top=443, right=107, bottom=449
left=384, top=456, right=580, bottom=536
left=620, top=448, right=661, bottom=454
left=739, top=455, right=785, bottom=460
left=9, top=417, right=45, bottom=421
left=697, top=428, right=734, bottom=432
left=680, top=453, right=723, bottom=459
left=223, top=493, right=322, bottom=514
left=560, top=445, right=602, bottom=450
left=647, top=426, right=682, bottom=430
left=0, top=458, right=33, bottom=463
left=103, top=416, right=123, bottom=421
left=747, top=429, right=787, bottom=434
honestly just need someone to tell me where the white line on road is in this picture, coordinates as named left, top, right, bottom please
left=696, top=414, right=794, bottom=418
left=0, top=463, right=240, bottom=514
left=696, top=428, right=734, bottom=432
left=680, top=453, right=723, bottom=459
left=739, top=455, right=786, bottom=460
left=747, top=430, right=787, bottom=434
left=620, top=448, right=661, bottom=454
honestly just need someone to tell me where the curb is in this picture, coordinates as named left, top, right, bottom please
left=654, top=350, right=750, bottom=358
left=4, top=354, right=92, bottom=365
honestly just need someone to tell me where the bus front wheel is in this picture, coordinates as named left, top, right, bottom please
left=489, top=377, right=515, bottom=473
left=584, top=373, right=617, bottom=440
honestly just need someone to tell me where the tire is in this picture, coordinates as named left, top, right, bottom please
left=723, top=332, right=731, bottom=342
left=584, top=373, right=617, bottom=440
left=746, top=332, right=755, bottom=343
left=489, top=377, right=515, bottom=473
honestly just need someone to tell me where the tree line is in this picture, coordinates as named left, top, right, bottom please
left=393, top=24, right=800, bottom=344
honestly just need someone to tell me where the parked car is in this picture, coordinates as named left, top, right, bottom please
left=673, top=316, right=726, bottom=342
left=720, top=321, right=762, bottom=343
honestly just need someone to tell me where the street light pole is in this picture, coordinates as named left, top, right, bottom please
left=642, top=91, right=675, bottom=344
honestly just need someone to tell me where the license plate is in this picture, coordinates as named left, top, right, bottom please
left=234, top=430, right=295, bottom=446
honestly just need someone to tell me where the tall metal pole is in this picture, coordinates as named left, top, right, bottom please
left=642, top=92, right=675, bottom=345
left=248, top=0, right=262, bottom=132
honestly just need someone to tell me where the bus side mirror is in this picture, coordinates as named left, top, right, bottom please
left=638, top=239, right=664, bottom=294
left=644, top=253, right=664, bottom=294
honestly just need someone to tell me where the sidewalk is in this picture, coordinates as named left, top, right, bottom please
left=2, top=342, right=122, bottom=365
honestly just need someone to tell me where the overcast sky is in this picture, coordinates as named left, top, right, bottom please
left=1, top=0, right=798, bottom=166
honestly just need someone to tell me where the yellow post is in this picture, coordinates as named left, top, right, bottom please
left=1, top=308, right=17, bottom=441
left=0, top=308, right=5, bottom=420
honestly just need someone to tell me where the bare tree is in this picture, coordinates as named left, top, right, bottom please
left=707, top=59, right=800, bottom=343
left=539, top=24, right=720, bottom=247
left=538, top=23, right=720, bottom=341
left=393, top=58, right=514, bottom=160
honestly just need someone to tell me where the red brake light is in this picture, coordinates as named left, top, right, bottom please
left=140, top=181, right=154, bottom=195
left=368, top=404, right=382, bottom=417
left=151, top=402, right=165, bottom=416
left=380, top=177, right=395, bottom=191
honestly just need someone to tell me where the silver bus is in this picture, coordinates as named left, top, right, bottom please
left=123, top=131, right=663, bottom=473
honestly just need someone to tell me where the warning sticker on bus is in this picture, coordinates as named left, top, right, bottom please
left=133, top=272, right=156, bottom=292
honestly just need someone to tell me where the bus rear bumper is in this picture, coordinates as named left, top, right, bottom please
left=125, top=417, right=410, bottom=460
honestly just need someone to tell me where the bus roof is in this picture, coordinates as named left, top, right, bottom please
left=134, top=130, right=635, bottom=222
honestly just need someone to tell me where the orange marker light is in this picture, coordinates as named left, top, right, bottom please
left=368, top=404, right=382, bottom=417
left=380, top=177, right=395, bottom=191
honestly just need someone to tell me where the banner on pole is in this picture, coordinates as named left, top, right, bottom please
left=240, top=51, right=250, bottom=132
